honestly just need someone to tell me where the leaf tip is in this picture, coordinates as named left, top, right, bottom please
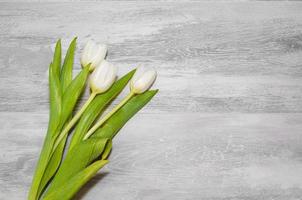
left=71, top=37, right=77, bottom=44
left=130, top=68, right=137, bottom=74
left=150, top=89, right=159, bottom=95
left=56, top=39, right=62, bottom=46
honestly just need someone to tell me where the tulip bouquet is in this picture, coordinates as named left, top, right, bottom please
left=28, top=38, right=158, bottom=200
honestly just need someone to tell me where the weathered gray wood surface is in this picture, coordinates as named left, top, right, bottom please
left=1, top=1, right=302, bottom=200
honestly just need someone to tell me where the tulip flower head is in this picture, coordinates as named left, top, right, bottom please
left=90, top=60, right=117, bottom=94
left=81, top=40, right=107, bottom=71
left=130, top=67, right=157, bottom=94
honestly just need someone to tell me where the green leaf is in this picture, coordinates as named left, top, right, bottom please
left=37, top=65, right=90, bottom=196
left=58, top=65, right=90, bottom=137
left=93, top=90, right=158, bottom=140
left=43, top=160, right=108, bottom=200
left=52, top=40, right=61, bottom=79
left=28, top=63, right=62, bottom=200
left=28, top=135, right=54, bottom=200
left=44, top=138, right=111, bottom=196
left=37, top=38, right=77, bottom=196
left=101, top=139, right=112, bottom=160
left=69, top=69, right=136, bottom=150
left=61, top=37, right=77, bottom=92
left=42, top=89, right=157, bottom=199
left=48, top=63, right=62, bottom=137
left=37, top=135, right=67, bottom=197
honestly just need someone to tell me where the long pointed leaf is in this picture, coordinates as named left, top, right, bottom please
left=37, top=135, right=67, bottom=196
left=93, top=90, right=158, bottom=140
left=43, top=160, right=108, bottom=200
left=44, top=138, right=111, bottom=196
left=52, top=40, right=61, bottom=79
left=28, top=63, right=62, bottom=200
left=37, top=65, right=90, bottom=195
left=69, top=69, right=136, bottom=150
left=48, top=63, right=62, bottom=137
left=57, top=65, right=90, bottom=137
left=61, top=37, right=77, bottom=92
left=37, top=38, right=78, bottom=193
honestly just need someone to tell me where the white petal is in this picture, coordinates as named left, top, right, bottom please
left=90, top=60, right=117, bottom=93
left=131, top=66, right=146, bottom=85
left=81, top=40, right=94, bottom=67
left=90, top=44, right=107, bottom=70
left=131, top=67, right=157, bottom=94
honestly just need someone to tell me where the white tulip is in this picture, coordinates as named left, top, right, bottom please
left=81, top=40, right=107, bottom=70
left=130, top=67, right=157, bottom=94
left=84, top=66, right=157, bottom=140
left=90, top=60, right=117, bottom=94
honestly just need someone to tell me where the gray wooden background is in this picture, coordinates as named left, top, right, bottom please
left=1, top=1, right=302, bottom=200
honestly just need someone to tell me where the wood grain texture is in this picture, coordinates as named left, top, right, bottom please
left=1, top=1, right=302, bottom=199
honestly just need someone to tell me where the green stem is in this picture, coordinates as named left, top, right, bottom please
left=52, top=92, right=97, bottom=153
left=83, top=92, right=134, bottom=140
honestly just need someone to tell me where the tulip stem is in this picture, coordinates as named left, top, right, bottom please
left=83, top=92, right=135, bottom=140
left=52, top=92, right=97, bottom=154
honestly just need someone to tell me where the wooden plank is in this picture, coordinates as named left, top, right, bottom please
left=1, top=112, right=302, bottom=199
left=0, top=2, right=302, bottom=112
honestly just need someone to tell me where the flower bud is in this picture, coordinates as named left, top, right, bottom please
left=90, top=60, right=117, bottom=94
left=81, top=40, right=107, bottom=71
left=130, top=67, right=157, bottom=94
